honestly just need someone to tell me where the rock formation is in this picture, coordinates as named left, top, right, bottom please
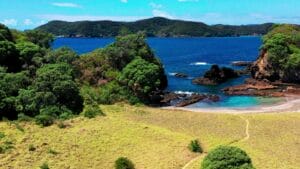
left=193, top=65, right=239, bottom=85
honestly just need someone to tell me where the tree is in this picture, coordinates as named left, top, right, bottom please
left=115, top=157, right=135, bottom=169
left=16, top=63, right=83, bottom=120
left=103, top=32, right=156, bottom=70
left=16, top=41, right=45, bottom=70
left=201, top=146, right=254, bottom=169
left=0, top=24, right=14, bottom=42
left=0, top=41, right=22, bottom=72
left=45, top=47, right=78, bottom=65
left=24, top=30, right=54, bottom=48
left=118, top=57, right=163, bottom=99
left=0, top=71, right=30, bottom=119
left=34, top=63, right=83, bottom=114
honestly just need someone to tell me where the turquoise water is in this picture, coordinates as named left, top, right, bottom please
left=52, top=37, right=282, bottom=108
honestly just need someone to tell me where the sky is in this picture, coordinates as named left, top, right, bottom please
left=0, top=0, right=299, bottom=30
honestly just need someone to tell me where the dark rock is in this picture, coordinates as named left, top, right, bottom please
left=175, top=94, right=207, bottom=107
left=231, top=61, right=253, bottom=66
left=223, top=78, right=285, bottom=97
left=174, top=73, right=188, bottom=78
left=193, top=65, right=239, bottom=85
left=192, top=77, right=218, bottom=85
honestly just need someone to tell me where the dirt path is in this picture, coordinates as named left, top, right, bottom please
left=182, top=154, right=206, bottom=169
left=181, top=116, right=250, bottom=169
left=238, top=116, right=250, bottom=142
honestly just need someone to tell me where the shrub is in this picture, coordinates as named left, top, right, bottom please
left=83, top=104, right=104, bottom=118
left=35, top=113, right=55, bottom=127
left=0, top=132, right=5, bottom=139
left=118, top=57, right=164, bottom=99
left=40, top=162, right=50, bottom=169
left=28, top=144, right=36, bottom=151
left=0, top=140, right=14, bottom=153
left=201, top=146, right=254, bottom=169
left=188, top=140, right=202, bottom=153
left=17, top=113, right=33, bottom=122
left=115, top=157, right=135, bottom=169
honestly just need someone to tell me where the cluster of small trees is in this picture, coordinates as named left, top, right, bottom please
left=0, top=24, right=168, bottom=125
left=0, top=24, right=83, bottom=125
left=76, top=32, right=167, bottom=104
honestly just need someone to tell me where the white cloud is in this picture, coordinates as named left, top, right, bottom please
left=52, top=2, right=81, bottom=8
left=152, top=9, right=173, bottom=19
left=38, top=14, right=148, bottom=22
left=24, top=19, right=33, bottom=25
left=120, top=0, right=128, bottom=3
left=1, top=19, right=18, bottom=26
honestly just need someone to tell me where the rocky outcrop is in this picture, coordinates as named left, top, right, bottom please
left=193, top=65, right=239, bottom=85
left=150, top=91, right=220, bottom=107
left=223, top=78, right=283, bottom=97
left=174, top=73, right=188, bottom=78
left=250, top=50, right=280, bottom=82
left=223, top=78, right=300, bottom=97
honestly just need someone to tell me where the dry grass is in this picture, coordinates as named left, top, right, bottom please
left=0, top=104, right=299, bottom=169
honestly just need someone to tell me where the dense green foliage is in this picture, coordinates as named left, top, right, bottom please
left=261, top=24, right=300, bottom=82
left=115, top=157, right=135, bottom=169
left=119, top=57, right=163, bottom=99
left=0, top=24, right=83, bottom=125
left=188, top=140, right=202, bottom=153
left=0, top=24, right=14, bottom=41
left=0, top=24, right=167, bottom=124
left=37, top=17, right=274, bottom=37
left=76, top=32, right=167, bottom=104
left=0, top=41, right=22, bottom=72
left=201, top=146, right=254, bottom=169
left=83, top=104, right=104, bottom=118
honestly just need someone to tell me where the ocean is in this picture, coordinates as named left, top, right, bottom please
left=52, top=37, right=282, bottom=108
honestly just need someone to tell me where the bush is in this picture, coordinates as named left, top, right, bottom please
left=35, top=113, right=55, bottom=127
left=188, top=140, right=202, bottom=153
left=83, top=104, right=104, bottom=118
left=0, top=140, right=14, bottom=154
left=115, top=157, right=135, bottom=169
left=28, top=144, right=36, bottom=151
left=201, top=146, right=254, bottom=169
left=40, top=162, right=50, bottom=169
left=118, top=57, right=164, bottom=99
left=0, top=132, right=5, bottom=139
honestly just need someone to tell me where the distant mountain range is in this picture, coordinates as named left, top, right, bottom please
left=36, top=17, right=275, bottom=37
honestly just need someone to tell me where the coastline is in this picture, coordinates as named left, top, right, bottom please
left=162, top=95, right=300, bottom=114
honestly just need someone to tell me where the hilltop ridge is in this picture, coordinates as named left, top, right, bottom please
left=36, top=17, right=274, bottom=37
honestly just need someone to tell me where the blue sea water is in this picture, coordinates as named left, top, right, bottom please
left=52, top=37, right=282, bottom=108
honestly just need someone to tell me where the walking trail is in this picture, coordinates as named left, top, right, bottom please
left=181, top=115, right=250, bottom=169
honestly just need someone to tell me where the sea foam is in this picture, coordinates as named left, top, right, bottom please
left=190, top=62, right=210, bottom=66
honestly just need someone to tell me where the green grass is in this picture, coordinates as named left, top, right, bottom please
left=0, top=104, right=299, bottom=169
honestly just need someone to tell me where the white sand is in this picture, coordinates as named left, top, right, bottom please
left=163, top=96, right=300, bottom=114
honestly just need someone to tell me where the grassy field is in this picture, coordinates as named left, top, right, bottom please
left=0, top=104, right=299, bottom=169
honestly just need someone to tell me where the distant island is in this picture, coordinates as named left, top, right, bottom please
left=36, top=17, right=275, bottom=37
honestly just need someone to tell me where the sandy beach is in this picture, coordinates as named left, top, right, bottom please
left=163, top=95, right=300, bottom=114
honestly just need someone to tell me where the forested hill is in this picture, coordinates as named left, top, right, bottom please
left=36, top=17, right=275, bottom=37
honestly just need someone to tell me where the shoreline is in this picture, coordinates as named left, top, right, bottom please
left=162, top=95, right=300, bottom=114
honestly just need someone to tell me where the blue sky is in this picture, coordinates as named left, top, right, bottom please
left=1, top=0, right=299, bottom=30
